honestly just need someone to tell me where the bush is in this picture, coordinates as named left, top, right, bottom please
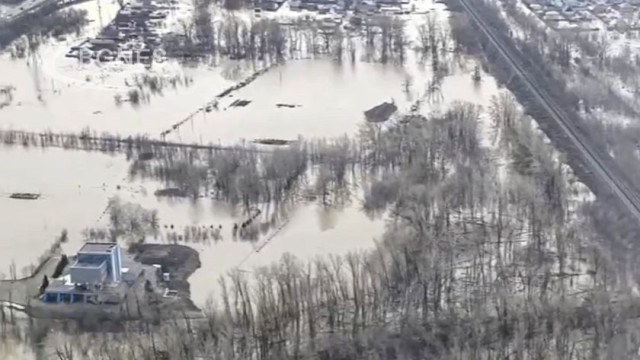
left=51, top=255, right=69, bottom=278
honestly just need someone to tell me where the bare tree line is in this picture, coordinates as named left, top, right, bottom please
left=162, top=2, right=422, bottom=65
left=128, top=137, right=361, bottom=211
left=0, top=98, right=626, bottom=359
left=447, top=0, right=640, bottom=289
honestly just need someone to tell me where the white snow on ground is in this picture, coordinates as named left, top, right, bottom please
left=608, top=35, right=640, bottom=57
left=587, top=108, right=632, bottom=127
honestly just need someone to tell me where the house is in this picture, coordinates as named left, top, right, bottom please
left=257, top=0, right=286, bottom=11
left=543, top=10, right=564, bottom=21
left=301, top=0, right=339, bottom=7
left=355, top=0, right=376, bottom=13
left=591, top=4, right=608, bottom=15
left=41, top=242, right=124, bottom=304
left=377, top=0, right=408, bottom=6
left=529, top=3, right=544, bottom=11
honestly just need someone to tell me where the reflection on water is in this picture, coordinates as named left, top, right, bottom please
left=109, top=174, right=386, bottom=306
left=0, top=58, right=500, bottom=295
left=0, top=1, right=512, bottom=359
left=1, top=39, right=497, bottom=145
left=0, top=52, right=239, bottom=137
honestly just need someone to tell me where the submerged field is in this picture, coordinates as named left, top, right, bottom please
left=1, top=0, right=627, bottom=358
left=0, top=0, right=502, bottom=300
left=0, top=146, right=128, bottom=274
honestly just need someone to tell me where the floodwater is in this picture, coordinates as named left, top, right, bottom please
left=0, top=51, right=240, bottom=137
left=0, top=0, right=239, bottom=138
left=0, top=0, right=497, bottom=144
left=0, top=49, right=500, bottom=281
left=0, top=1, right=508, bottom=358
left=0, top=58, right=501, bottom=292
left=167, top=59, right=427, bottom=143
left=0, top=142, right=389, bottom=305
left=0, top=146, right=129, bottom=276
left=103, top=174, right=386, bottom=305
left=0, top=51, right=499, bottom=143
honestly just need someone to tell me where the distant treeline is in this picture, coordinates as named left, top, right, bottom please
left=0, top=128, right=270, bottom=156
left=0, top=6, right=88, bottom=51
left=163, top=6, right=414, bottom=65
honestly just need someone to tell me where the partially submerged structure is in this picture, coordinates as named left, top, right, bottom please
left=364, top=101, right=398, bottom=122
left=66, top=0, right=168, bottom=62
left=9, top=193, right=40, bottom=200
left=41, top=242, right=128, bottom=304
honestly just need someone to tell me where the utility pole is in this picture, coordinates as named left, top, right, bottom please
left=97, top=0, right=104, bottom=30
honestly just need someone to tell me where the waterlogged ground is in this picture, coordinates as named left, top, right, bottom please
left=118, top=176, right=386, bottom=305
left=0, top=58, right=502, bottom=299
left=0, top=0, right=496, bottom=143
left=0, top=0, right=508, bottom=310
left=0, top=3, right=575, bottom=360
left=0, top=146, right=128, bottom=275
left=0, top=145, right=389, bottom=305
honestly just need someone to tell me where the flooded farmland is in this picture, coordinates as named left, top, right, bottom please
left=0, top=46, right=501, bottom=291
left=0, top=146, right=128, bottom=274
left=0, top=0, right=541, bottom=357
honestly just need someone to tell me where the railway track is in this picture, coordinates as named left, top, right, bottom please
left=456, top=0, right=640, bottom=222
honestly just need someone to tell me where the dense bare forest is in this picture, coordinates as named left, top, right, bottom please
left=446, top=0, right=640, bottom=290
left=0, top=94, right=632, bottom=359
left=0, top=8, right=88, bottom=51
left=3, top=0, right=640, bottom=357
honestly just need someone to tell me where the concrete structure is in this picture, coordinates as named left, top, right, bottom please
left=73, top=242, right=123, bottom=283
left=41, top=242, right=124, bottom=304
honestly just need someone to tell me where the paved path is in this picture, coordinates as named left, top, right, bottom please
left=0, top=254, right=60, bottom=305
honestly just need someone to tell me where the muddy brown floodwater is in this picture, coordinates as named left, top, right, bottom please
left=0, top=146, right=129, bottom=275
left=0, top=60, right=500, bottom=300
left=0, top=1, right=508, bottom=358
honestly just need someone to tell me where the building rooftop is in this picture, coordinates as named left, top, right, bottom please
left=78, top=242, right=117, bottom=253
left=45, top=282, right=101, bottom=294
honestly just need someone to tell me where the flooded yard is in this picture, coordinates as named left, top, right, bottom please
left=0, top=142, right=387, bottom=306
left=0, top=0, right=623, bottom=355
left=1, top=0, right=502, bottom=343
left=1, top=50, right=499, bottom=142
left=0, top=51, right=243, bottom=136
left=0, top=48, right=502, bottom=302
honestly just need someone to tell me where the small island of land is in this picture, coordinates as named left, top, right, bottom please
left=0, top=242, right=202, bottom=323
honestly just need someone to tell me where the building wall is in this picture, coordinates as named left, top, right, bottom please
left=111, top=246, right=122, bottom=282
left=42, top=291, right=91, bottom=304
left=77, top=253, right=112, bottom=280
left=77, top=245, right=122, bottom=283
left=69, top=262, right=107, bottom=284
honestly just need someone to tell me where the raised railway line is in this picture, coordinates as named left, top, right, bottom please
left=456, top=0, right=640, bottom=223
